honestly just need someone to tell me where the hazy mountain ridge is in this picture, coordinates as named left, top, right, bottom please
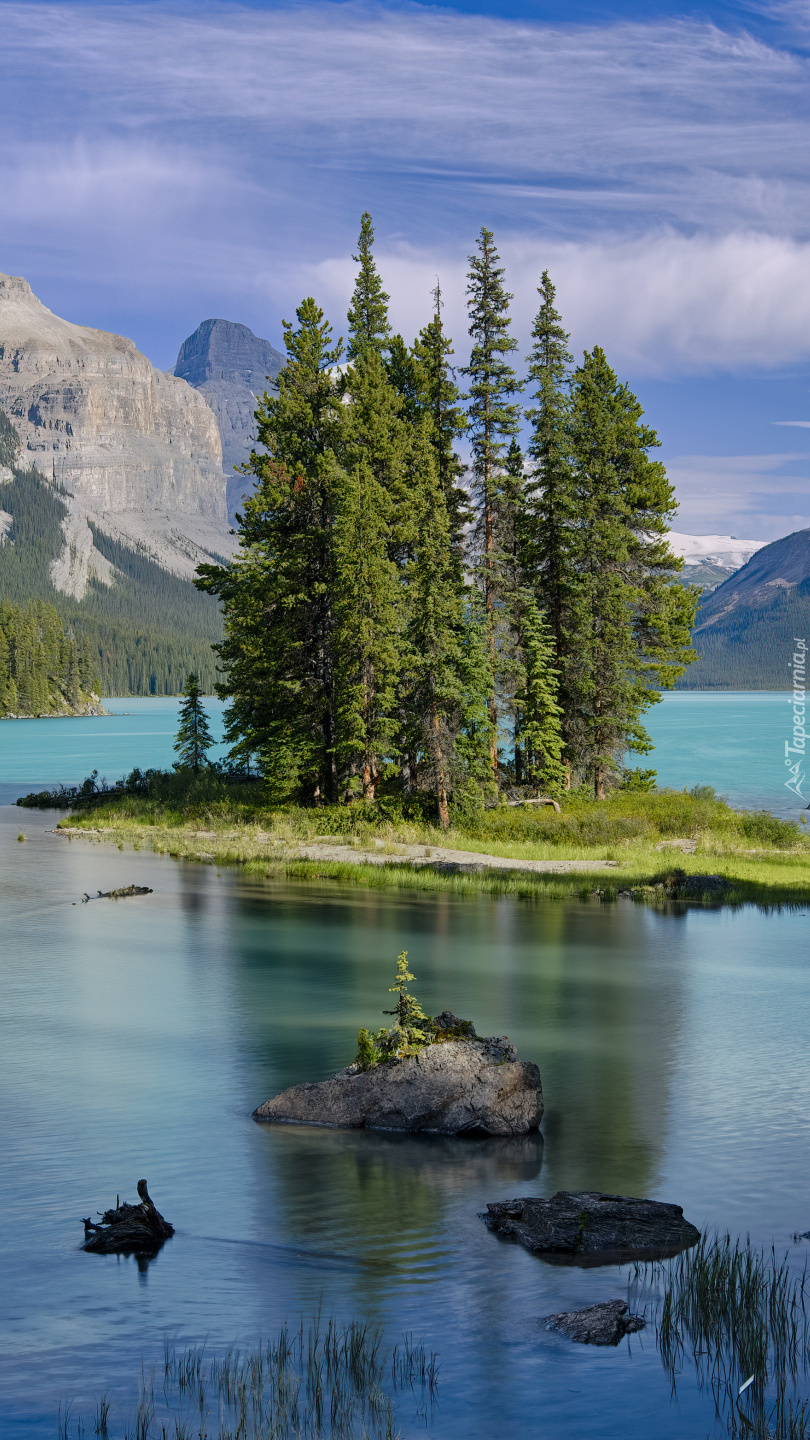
left=171, top=318, right=283, bottom=523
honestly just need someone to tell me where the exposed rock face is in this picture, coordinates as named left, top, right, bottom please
left=483, top=1191, right=700, bottom=1263
left=544, top=1300, right=645, bottom=1346
left=0, top=274, right=232, bottom=582
left=172, top=318, right=284, bottom=523
left=49, top=493, right=116, bottom=599
left=254, top=1038, right=544, bottom=1136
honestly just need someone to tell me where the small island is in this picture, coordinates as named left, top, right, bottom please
left=254, top=953, right=544, bottom=1135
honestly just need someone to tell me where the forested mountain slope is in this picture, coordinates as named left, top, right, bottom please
left=0, top=412, right=223, bottom=695
left=680, top=528, right=810, bottom=689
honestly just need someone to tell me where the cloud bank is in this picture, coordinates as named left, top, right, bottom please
left=2, top=0, right=810, bottom=380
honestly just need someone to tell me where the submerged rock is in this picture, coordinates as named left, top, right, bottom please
left=82, top=1179, right=174, bottom=1255
left=483, top=1190, right=700, bottom=1263
left=544, top=1299, right=645, bottom=1345
left=254, top=1037, right=543, bottom=1136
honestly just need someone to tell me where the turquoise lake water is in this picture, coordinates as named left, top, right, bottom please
left=0, top=690, right=806, bottom=817
left=1, top=694, right=809, bottom=1439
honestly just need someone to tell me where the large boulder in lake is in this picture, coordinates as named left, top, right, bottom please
left=254, top=1037, right=543, bottom=1136
left=483, top=1190, right=700, bottom=1263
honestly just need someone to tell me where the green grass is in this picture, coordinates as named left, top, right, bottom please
left=52, top=772, right=810, bottom=907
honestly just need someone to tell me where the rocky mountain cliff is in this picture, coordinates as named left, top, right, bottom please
left=0, top=274, right=233, bottom=588
left=171, top=318, right=283, bottom=522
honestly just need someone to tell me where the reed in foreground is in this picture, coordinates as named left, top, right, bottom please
left=56, top=1318, right=439, bottom=1440
left=636, top=1233, right=810, bottom=1438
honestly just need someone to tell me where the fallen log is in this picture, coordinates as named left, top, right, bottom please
left=81, top=885, right=153, bottom=903
left=507, top=797, right=562, bottom=813
left=82, top=1179, right=174, bottom=1255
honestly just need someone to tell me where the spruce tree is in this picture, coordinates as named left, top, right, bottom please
left=174, top=673, right=214, bottom=772
left=332, top=457, right=401, bottom=799
left=346, top=212, right=391, bottom=360
left=514, top=601, right=566, bottom=794
left=399, top=424, right=471, bottom=827
left=568, top=347, right=697, bottom=797
left=411, top=281, right=469, bottom=551
left=196, top=299, right=345, bottom=799
left=462, top=228, right=524, bottom=777
left=386, top=333, right=422, bottom=426
left=343, top=215, right=415, bottom=562
left=524, top=270, right=575, bottom=674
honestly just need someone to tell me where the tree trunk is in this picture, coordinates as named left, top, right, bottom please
left=431, top=703, right=450, bottom=830
left=362, top=756, right=376, bottom=801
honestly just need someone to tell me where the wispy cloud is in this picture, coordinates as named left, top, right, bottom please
left=665, top=452, right=810, bottom=537
left=2, top=1, right=810, bottom=382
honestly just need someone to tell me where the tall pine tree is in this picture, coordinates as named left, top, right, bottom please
left=568, top=347, right=697, bottom=797
left=524, top=271, right=575, bottom=669
left=398, top=423, right=475, bottom=827
left=336, top=216, right=407, bottom=795
left=346, top=212, right=391, bottom=360
left=196, top=299, right=345, bottom=799
left=332, top=457, right=401, bottom=799
left=462, top=228, right=523, bottom=776
left=411, top=280, right=469, bottom=553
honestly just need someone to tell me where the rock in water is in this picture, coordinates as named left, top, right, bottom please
left=82, top=1179, right=174, bottom=1255
left=544, top=1300, right=645, bottom=1345
left=254, top=1038, right=543, bottom=1136
left=483, top=1190, right=700, bottom=1262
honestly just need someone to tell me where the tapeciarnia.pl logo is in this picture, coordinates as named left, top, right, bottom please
left=785, top=638, right=808, bottom=799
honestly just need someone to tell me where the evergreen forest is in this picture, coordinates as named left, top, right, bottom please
left=0, top=598, right=99, bottom=717
left=198, top=217, right=698, bottom=820
left=0, top=410, right=224, bottom=702
left=680, top=580, right=810, bottom=690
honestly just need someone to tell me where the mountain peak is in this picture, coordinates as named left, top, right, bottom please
left=173, top=318, right=284, bottom=388
left=172, top=318, right=285, bottom=522
left=0, top=274, right=36, bottom=302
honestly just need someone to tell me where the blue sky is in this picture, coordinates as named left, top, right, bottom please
left=3, top=0, right=810, bottom=538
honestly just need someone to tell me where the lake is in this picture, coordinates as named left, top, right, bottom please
left=1, top=694, right=809, bottom=1438
left=1, top=689, right=805, bottom=817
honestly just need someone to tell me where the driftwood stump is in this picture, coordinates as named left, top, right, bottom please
left=82, top=885, right=152, bottom=903
left=82, top=1179, right=174, bottom=1255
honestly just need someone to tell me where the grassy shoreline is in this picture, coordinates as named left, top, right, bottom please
left=50, top=772, right=810, bottom=907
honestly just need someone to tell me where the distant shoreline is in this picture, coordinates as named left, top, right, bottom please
left=0, top=705, right=109, bottom=720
